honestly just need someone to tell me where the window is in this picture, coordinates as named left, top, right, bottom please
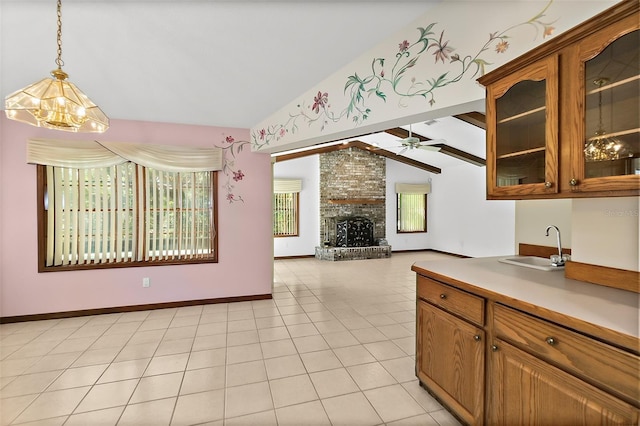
left=29, top=138, right=220, bottom=271
left=395, top=183, right=430, bottom=233
left=273, top=192, right=299, bottom=237
left=273, top=179, right=302, bottom=237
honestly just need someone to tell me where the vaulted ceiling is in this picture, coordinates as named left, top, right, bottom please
left=1, top=0, right=489, bottom=170
left=0, top=1, right=441, bottom=129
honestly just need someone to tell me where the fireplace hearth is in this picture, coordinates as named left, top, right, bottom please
left=316, top=216, right=391, bottom=261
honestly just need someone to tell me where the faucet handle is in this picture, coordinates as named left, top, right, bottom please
left=550, top=255, right=563, bottom=266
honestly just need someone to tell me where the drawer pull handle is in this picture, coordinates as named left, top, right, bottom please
left=545, top=337, right=557, bottom=346
left=440, top=294, right=447, bottom=300
left=491, top=345, right=498, bottom=352
left=474, top=335, right=481, bottom=341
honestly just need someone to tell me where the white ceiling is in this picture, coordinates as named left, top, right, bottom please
left=1, top=0, right=441, bottom=130
left=1, top=0, right=487, bottom=168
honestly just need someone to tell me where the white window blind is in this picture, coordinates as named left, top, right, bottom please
left=31, top=139, right=218, bottom=269
left=274, top=179, right=302, bottom=193
left=28, top=138, right=223, bottom=172
left=396, top=182, right=429, bottom=233
left=273, top=179, right=301, bottom=237
left=395, top=182, right=431, bottom=194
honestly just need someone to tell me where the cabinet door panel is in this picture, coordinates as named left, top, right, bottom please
left=568, top=14, right=640, bottom=193
left=486, top=56, right=559, bottom=198
left=417, top=300, right=484, bottom=424
left=490, top=340, right=639, bottom=426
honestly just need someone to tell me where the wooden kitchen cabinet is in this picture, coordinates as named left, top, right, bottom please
left=479, top=0, right=639, bottom=199
left=565, top=12, right=639, bottom=193
left=484, top=56, right=559, bottom=197
left=489, top=340, right=639, bottom=426
left=417, top=300, right=484, bottom=425
left=414, top=268, right=640, bottom=426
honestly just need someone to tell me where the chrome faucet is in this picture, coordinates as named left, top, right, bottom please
left=545, top=225, right=565, bottom=266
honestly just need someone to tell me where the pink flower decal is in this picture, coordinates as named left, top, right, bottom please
left=311, top=91, right=328, bottom=114
left=225, top=135, right=235, bottom=143
left=495, top=40, right=509, bottom=53
left=279, top=128, right=286, bottom=137
left=232, top=170, right=244, bottom=182
left=543, top=26, right=555, bottom=38
left=398, top=40, right=410, bottom=52
left=380, top=69, right=385, bottom=78
left=429, top=31, right=454, bottom=64
left=259, top=129, right=266, bottom=140
left=227, top=193, right=235, bottom=202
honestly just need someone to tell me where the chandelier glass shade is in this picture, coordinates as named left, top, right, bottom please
left=584, top=77, right=631, bottom=162
left=4, top=0, right=108, bottom=133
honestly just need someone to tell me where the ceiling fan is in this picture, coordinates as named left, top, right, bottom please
left=395, top=125, right=444, bottom=154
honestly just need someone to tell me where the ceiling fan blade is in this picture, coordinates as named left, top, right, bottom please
left=418, top=145, right=441, bottom=152
left=398, top=147, right=408, bottom=155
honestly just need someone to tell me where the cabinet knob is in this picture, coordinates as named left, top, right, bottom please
left=544, top=181, right=553, bottom=188
left=491, top=344, right=498, bottom=352
left=440, top=294, right=446, bottom=300
left=569, top=178, right=578, bottom=187
left=474, top=334, right=481, bottom=341
left=545, top=337, right=557, bottom=346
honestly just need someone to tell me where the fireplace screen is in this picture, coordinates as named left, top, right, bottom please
left=336, top=216, right=374, bottom=247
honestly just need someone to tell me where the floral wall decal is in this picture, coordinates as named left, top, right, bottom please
left=216, top=135, right=251, bottom=203
left=251, top=0, right=556, bottom=150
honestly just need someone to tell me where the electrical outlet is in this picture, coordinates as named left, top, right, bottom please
left=142, top=277, right=150, bottom=288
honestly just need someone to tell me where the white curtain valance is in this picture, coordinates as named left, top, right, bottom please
left=395, top=182, right=431, bottom=194
left=274, top=178, right=302, bottom=193
left=27, top=138, right=223, bottom=172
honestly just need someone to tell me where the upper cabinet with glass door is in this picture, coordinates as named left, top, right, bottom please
left=566, top=14, right=639, bottom=193
left=484, top=57, right=558, bottom=198
left=479, top=0, right=639, bottom=199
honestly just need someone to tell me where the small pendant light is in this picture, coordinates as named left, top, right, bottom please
left=4, top=0, right=109, bottom=133
left=583, top=77, right=631, bottom=162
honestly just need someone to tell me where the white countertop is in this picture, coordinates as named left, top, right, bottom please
left=412, top=256, right=640, bottom=340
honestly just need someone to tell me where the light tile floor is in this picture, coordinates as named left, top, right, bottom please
left=0, top=252, right=462, bottom=426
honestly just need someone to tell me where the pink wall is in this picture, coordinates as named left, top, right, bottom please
left=0, top=117, right=273, bottom=318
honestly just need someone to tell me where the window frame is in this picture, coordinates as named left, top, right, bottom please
left=36, top=164, right=218, bottom=272
left=396, top=192, right=428, bottom=233
left=273, top=191, right=300, bottom=238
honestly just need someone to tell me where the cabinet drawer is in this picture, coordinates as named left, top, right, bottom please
left=494, top=304, right=640, bottom=405
left=417, top=276, right=484, bottom=326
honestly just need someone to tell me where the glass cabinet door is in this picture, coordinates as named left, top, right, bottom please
left=487, top=56, right=558, bottom=196
left=496, top=79, right=547, bottom=186
left=573, top=22, right=639, bottom=192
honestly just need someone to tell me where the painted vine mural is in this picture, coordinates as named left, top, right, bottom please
left=217, top=135, right=250, bottom=203
left=251, top=0, right=556, bottom=150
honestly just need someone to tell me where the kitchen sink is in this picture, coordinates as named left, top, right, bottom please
left=498, top=256, right=564, bottom=272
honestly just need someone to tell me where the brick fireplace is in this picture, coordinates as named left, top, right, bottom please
left=316, top=147, right=390, bottom=260
left=319, top=147, right=386, bottom=245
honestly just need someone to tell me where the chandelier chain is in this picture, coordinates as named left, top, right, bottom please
left=55, top=0, right=64, bottom=68
left=594, top=77, right=607, bottom=135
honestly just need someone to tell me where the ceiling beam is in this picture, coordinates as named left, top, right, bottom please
left=273, top=140, right=441, bottom=174
left=384, top=127, right=430, bottom=142
left=431, top=144, right=486, bottom=167
left=352, top=141, right=441, bottom=174
left=452, top=112, right=486, bottom=130
left=384, top=126, right=485, bottom=166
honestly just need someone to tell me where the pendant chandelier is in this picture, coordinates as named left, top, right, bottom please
left=583, top=77, right=631, bottom=162
left=4, top=0, right=109, bottom=133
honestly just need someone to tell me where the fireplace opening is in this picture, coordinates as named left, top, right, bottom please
left=336, top=216, right=374, bottom=247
